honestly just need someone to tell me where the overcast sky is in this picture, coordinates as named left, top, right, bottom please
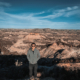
left=0, top=0, right=80, bottom=29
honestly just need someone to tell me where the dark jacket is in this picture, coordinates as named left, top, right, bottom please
left=27, top=48, right=40, bottom=64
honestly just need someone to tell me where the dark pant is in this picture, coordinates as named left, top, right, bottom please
left=29, top=63, right=38, bottom=78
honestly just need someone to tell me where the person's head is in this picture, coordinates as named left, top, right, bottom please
left=31, top=42, right=36, bottom=50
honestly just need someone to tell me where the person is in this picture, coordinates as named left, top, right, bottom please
left=27, top=42, right=40, bottom=80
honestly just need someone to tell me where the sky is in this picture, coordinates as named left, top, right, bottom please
left=0, top=0, right=80, bottom=29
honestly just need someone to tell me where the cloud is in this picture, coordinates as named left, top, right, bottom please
left=30, top=8, right=53, bottom=16
left=0, top=2, right=11, bottom=7
left=64, top=9, right=80, bottom=17
left=37, top=6, right=80, bottom=19
left=0, top=4, right=80, bottom=29
left=67, top=6, right=78, bottom=11
left=32, top=11, right=45, bottom=15
left=3, top=5, right=78, bottom=21
left=73, top=6, right=78, bottom=9
left=0, top=2, right=11, bottom=12
left=67, top=7, right=72, bottom=10
left=0, top=10, right=80, bottom=29
left=64, top=6, right=79, bottom=17
left=38, top=12, right=64, bottom=19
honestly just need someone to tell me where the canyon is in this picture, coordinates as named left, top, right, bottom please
left=0, top=28, right=80, bottom=80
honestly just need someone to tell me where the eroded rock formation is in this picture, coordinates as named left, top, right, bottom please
left=0, top=29, right=80, bottom=80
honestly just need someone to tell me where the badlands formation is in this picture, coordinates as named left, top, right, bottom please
left=0, top=28, right=80, bottom=80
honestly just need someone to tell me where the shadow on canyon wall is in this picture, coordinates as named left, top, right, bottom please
left=0, top=53, right=80, bottom=80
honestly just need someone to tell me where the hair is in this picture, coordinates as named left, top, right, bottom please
left=31, top=42, right=36, bottom=46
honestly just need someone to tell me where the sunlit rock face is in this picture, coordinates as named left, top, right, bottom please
left=0, top=29, right=80, bottom=57
left=0, top=29, right=80, bottom=80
